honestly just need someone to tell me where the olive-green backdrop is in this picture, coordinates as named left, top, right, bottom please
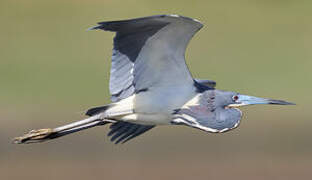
left=1, top=0, right=311, bottom=179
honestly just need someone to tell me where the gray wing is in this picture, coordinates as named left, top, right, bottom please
left=90, top=15, right=203, bottom=102
left=108, top=121, right=154, bottom=144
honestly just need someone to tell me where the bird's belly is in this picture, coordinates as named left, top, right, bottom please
left=118, top=113, right=171, bottom=125
left=110, top=85, right=197, bottom=125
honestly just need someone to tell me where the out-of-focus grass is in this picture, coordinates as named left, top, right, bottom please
left=0, top=0, right=311, bottom=180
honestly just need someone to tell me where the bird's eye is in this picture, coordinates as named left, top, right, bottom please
left=232, top=95, right=239, bottom=101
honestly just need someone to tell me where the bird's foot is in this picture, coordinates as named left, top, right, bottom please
left=13, top=128, right=54, bottom=144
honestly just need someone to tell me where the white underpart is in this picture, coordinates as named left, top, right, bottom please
left=103, top=95, right=135, bottom=118
left=105, top=85, right=197, bottom=125
left=192, top=18, right=201, bottom=23
left=180, top=93, right=201, bottom=106
left=169, top=14, right=180, bottom=18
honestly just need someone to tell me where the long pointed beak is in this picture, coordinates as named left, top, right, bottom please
left=235, top=94, right=295, bottom=106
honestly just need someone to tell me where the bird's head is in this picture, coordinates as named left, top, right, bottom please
left=172, top=90, right=295, bottom=133
left=210, top=90, right=295, bottom=109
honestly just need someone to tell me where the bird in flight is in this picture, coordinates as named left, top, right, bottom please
left=14, top=15, right=294, bottom=144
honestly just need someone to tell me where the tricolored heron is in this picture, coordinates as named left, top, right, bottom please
left=14, top=15, right=294, bottom=144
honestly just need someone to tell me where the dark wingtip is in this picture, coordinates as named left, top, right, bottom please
left=86, top=24, right=105, bottom=31
left=87, top=14, right=203, bottom=32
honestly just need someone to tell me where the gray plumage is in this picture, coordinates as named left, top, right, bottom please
left=14, top=15, right=294, bottom=145
left=90, top=15, right=201, bottom=103
left=172, top=91, right=242, bottom=132
left=88, top=15, right=204, bottom=143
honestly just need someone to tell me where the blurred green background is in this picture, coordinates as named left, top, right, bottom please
left=1, top=0, right=311, bottom=179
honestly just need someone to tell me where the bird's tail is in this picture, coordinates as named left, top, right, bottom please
left=13, top=114, right=115, bottom=144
